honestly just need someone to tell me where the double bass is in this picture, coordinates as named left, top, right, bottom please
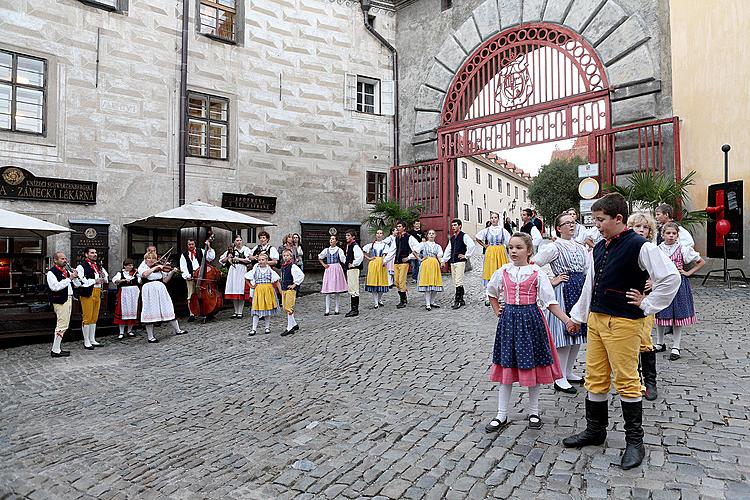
left=188, top=233, right=223, bottom=319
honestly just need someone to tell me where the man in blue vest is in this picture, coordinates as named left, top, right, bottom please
left=564, top=193, right=680, bottom=470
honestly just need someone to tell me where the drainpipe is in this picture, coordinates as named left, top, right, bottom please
left=360, top=0, right=399, bottom=167
left=177, top=0, right=190, bottom=206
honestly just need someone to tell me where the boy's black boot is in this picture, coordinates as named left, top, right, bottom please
left=621, top=400, right=646, bottom=470
left=640, top=351, right=658, bottom=401
left=345, top=296, right=359, bottom=317
left=562, top=398, right=608, bottom=448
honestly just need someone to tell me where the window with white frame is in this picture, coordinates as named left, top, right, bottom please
left=345, top=75, right=393, bottom=115
left=187, top=91, right=229, bottom=160
left=0, top=50, right=46, bottom=135
left=497, top=178, right=502, bottom=192
left=477, top=208, right=483, bottom=224
left=487, top=173, right=492, bottom=187
left=475, top=168, right=481, bottom=184
left=463, top=203, right=470, bottom=221
left=366, top=171, right=387, bottom=204
left=199, top=0, right=237, bottom=42
left=78, top=0, right=123, bottom=11
left=461, top=161, right=468, bottom=179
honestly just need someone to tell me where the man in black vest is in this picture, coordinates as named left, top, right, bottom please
left=564, top=193, right=680, bottom=470
left=392, top=220, right=419, bottom=308
left=520, top=208, right=543, bottom=250
left=76, top=247, right=109, bottom=349
left=180, top=237, right=215, bottom=322
left=46, top=251, right=80, bottom=357
left=441, top=219, right=476, bottom=309
left=409, top=220, right=425, bottom=284
left=344, top=229, right=364, bottom=317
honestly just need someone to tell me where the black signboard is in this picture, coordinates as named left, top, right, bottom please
left=300, top=222, right=361, bottom=271
left=70, top=222, right=110, bottom=269
left=706, top=180, right=743, bottom=260
left=0, top=166, right=97, bottom=204
left=222, top=192, right=276, bottom=213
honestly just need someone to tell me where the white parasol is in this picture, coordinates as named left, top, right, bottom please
left=124, top=200, right=275, bottom=231
left=0, top=207, right=74, bottom=238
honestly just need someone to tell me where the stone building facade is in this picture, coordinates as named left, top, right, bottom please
left=0, top=0, right=396, bottom=274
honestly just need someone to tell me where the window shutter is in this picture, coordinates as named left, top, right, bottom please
left=381, top=80, right=394, bottom=116
left=344, top=73, right=357, bottom=111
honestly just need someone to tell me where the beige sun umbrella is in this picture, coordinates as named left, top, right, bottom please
left=0, top=207, right=74, bottom=237
left=124, top=200, right=275, bottom=231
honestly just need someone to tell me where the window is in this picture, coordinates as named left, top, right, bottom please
left=0, top=236, right=46, bottom=292
left=357, top=76, right=379, bottom=114
left=441, top=0, right=452, bottom=11
left=483, top=194, right=486, bottom=208
left=497, top=178, right=502, bottom=192
left=488, top=173, right=492, bottom=187
left=477, top=208, right=483, bottom=224
left=366, top=171, right=387, bottom=204
left=187, top=92, right=229, bottom=159
left=470, top=190, right=474, bottom=205
left=475, top=168, right=481, bottom=184
left=461, top=161, right=468, bottom=179
left=515, top=186, right=519, bottom=199
left=506, top=182, right=510, bottom=196
left=0, top=50, right=46, bottom=135
left=78, top=0, right=122, bottom=11
left=199, top=0, right=236, bottom=42
left=463, top=203, right=470, bottom=221
left=523, top=190, right=527, bottom=202
left=128, top=228, right=178, bottom=265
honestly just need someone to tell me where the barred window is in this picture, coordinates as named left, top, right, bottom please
left=0, top=50, right=46, bottom=135
left=187, top=92, right=229, bottom=160
left=366, top=171, right=387, bottom=204
left=199, top=0, right=236, bottom=42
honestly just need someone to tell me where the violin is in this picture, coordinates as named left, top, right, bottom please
left=152, top=247, right=175, bottom=273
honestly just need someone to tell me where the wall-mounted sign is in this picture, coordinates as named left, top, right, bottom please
left=70, top=220, right=110, bottom=268
left=0, top=166, right=97, bottom=204
left=577, top=162, right=599, bottom=178
left=580, top=199, right=599, bottom=213
left=300, top=221, right=361, bottom=271
left=222, top=192, right=276, bottom=213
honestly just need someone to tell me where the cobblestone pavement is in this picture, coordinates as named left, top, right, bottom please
left=1, top=269, right=749, bottom=500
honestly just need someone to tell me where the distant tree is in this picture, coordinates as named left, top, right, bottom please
left=528, top=156, right=584, bottom=229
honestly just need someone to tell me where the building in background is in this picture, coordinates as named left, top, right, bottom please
left=457, top=155, right=532, bottom=236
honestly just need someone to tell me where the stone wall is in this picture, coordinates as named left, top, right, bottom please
left=395, top=0, right=674, bottom=163
left=0, top=0, right=396, bottom=264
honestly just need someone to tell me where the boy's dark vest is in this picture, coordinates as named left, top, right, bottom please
left=77, top=260, right=98, bottom=298
left=48, top=267, right=70, bottom=305
left=181, top=248, right=204, bottom=276
left=591, top=229, right=649, bottom=319
left=520, top=221, right=535, bottom=235
left=345, top=242, right=363, bottom=270
left=280, top=264, right=295, bottom=290
left=394, top=234, right=413, bottom=263
left=449, top=231, right=468, bottom=264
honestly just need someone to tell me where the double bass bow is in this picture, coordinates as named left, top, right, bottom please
left=189, top=232, right=223, bottom=320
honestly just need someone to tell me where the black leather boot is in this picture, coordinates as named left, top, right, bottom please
left=457, top=286, right=465, bottom=307
left=345, top=296, right=359, bottom=317
left=562, top=398, right=608, bottom=448
left=396, top=291, right=407, bottom=309
left=620, top=400, right=645, bottom=469
left=640, top=351, right=658, bottom=401
left=451, top=288, right=460, bottom=309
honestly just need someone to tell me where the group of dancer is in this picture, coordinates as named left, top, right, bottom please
left=484, top=193, right=704, bottom=470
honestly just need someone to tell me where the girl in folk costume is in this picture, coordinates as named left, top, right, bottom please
left=138, top=251, right=187, bottom=343
left=382, top=227, right=397, bottom=286
left=318, top=235, right=348, bottom=316
left=532, top=213, right=589, bottom=394
left=112, top=259, right=140, bottom=339
left=245, top=253, right=281, bottom=336
left=362, top=229, right=391, bottom=308
left=279, top=248, right=305, bottom=336
left=485, top=233, right=573, bottom=432
left=220, top=234, right=252, bottom=319
left=476, top=212, right=512, bottom=306
left=414, top=229, right=444, bottom=311
left=654, top=222, right=705, bottom=361
left=627, top=212, right=660, bottom=400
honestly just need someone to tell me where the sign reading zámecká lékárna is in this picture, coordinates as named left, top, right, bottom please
left=0, top=166, right=97, bottom=204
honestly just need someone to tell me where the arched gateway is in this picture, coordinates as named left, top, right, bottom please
left=392, top=20, right=680, bottom=244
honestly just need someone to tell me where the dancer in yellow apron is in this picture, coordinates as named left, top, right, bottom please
left=475, top=212, right=511, bottom=306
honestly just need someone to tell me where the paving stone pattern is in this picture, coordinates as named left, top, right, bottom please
left=1, top=271, right=748, bottom=499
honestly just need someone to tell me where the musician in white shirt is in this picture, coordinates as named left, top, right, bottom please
left=179, top=238, right=215, bottom=321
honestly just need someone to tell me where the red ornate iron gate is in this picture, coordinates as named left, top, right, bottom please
left=392, top=23, right=612, bottom=242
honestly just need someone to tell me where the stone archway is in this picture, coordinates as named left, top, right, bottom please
left=405, top=0, right=663, bottom=163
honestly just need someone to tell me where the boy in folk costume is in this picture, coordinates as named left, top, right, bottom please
left=76, top=247, right=109, bottom=349
left=565, top=193, right=680, bottom=470
left=392, top=220, right=420, bottom=309
left=246, top=253, right=281, bottom=335
left=343, top=229, right=364, bottom=317
left=279, top=249, right=304, bottom=336
left=46, top=251, right=81, bottom=357
left=441, top=219, right=476, bottom=310
left=475, top=212, right=511, bottom=306
left=112, top=259, right=140, bottom=339
left=180, top=237, right=215, bottom=322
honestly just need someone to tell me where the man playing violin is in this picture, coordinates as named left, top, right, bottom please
left=180, top=237, right=215, bottom=322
